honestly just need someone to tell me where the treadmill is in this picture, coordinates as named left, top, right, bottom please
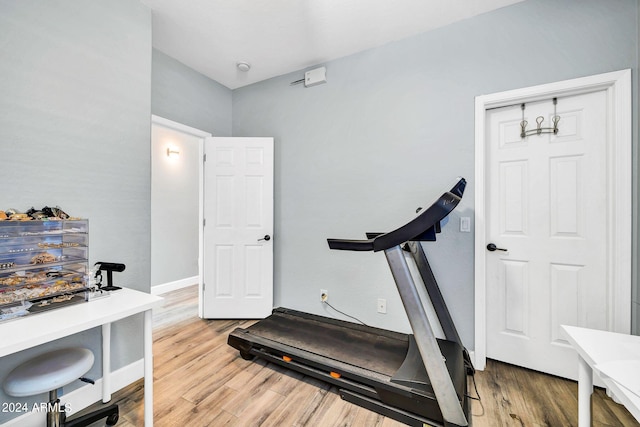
left=228, top=178, right=473, bottom=427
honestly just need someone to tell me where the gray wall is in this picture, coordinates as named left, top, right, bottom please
left=232, top=0, right=638, bottom=349
left=152, top=48, right=232, bottom=136
left=0, top=0, right=151, bottom=422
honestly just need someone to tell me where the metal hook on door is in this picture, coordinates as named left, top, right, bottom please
left=520, top=98, right=561, bottom=138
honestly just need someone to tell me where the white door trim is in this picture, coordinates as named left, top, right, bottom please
left=150, top=115, right=212, bottom=317
left=151, top=115, right=212, bottom=138
left=473, top=69, right=632, bottom=370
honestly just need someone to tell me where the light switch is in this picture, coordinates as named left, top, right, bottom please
left=460, top=217, right=471, bottom=232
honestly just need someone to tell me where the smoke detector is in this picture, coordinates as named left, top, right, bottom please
left=236, top=61, right=251, bottom=72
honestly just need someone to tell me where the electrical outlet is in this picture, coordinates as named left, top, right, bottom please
left=320, top=289, right=328, bottom=302
left=377, top=298, right=387, bottom=314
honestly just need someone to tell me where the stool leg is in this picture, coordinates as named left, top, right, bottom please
left=47, top=390, right=64, bottom=427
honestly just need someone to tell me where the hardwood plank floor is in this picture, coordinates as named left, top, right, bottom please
left=82, top=286, right=639, bottom=426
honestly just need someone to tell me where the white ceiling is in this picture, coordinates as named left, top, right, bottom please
left=141, top=0, right=523, bottom=89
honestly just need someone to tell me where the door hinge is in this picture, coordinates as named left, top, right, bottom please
left=203, top=154, right=207, bottom=162
left=202, top=282, right=205, bottom=292
left=203, top=218, right=206, bottom=227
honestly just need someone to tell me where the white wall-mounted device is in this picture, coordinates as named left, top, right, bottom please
left=304, top=67, right=327, bottom=87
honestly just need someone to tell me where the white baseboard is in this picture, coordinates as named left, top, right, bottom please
left=151, top=276, right=198, bottom=295
left=2, top=359, right=144, bottom=426
left=468, top=350, right=480, bottom=370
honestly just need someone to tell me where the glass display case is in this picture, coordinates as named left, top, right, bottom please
left=0, top=219, right=89, bottom=320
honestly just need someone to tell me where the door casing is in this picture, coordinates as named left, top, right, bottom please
left=473, top=69, right=632, bottom=371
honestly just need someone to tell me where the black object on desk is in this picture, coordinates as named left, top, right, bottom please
left=94, top=262, right=125, bottom=291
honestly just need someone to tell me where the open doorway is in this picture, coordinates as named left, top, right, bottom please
left=150, top=115, right=210, bottom=295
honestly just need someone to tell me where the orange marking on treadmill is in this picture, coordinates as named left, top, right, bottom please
left=330, top=371, right=341, bottom=378
left=282, top=355, right=292, bottom=362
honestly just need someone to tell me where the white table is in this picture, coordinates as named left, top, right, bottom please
left=562, top=325, right=640, bottom=427
left=0, top=288, right=163, bottom=427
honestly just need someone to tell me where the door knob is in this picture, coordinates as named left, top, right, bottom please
left=487, top=243, right=507, bottom=252
left=258, top=235, right=271, bottom=242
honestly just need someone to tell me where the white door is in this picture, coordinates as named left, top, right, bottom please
left=485, top=91, right=609, bottom=379
left=202, top=137, right=274, bottom=319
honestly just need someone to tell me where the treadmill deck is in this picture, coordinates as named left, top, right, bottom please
left=229, top=307, right=466, bottom=399
left=244, top=308, right=409, bottom=377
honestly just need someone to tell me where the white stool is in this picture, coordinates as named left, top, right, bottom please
left=3, top=347, right=119, bottom=426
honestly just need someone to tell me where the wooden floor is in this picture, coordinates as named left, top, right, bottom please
left=82, top=286, right=639, bottom=426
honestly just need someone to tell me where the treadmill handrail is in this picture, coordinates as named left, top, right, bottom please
left=328, top=178, right=466, bottom=252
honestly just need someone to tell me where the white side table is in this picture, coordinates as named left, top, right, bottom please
left=562, top=325, right=640, bottom=427
left=0, top=288, right=163, bottom=427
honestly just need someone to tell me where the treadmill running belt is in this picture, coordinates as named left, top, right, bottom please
left=245, top=309, right=409, bottom=377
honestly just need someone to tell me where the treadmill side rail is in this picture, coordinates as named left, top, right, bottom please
left=407, top=241, right=474, bottom=375
left=340, top=389, right=443, bottom=427
left=385, top=245, right=468, bottom=427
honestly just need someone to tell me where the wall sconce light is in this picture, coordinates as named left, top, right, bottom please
left=166, top=148, right=180, bottom=158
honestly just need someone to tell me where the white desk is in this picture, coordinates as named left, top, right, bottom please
left=562, top=325, right=640, bottom=427
left=0, top=288, right=163, bottom=427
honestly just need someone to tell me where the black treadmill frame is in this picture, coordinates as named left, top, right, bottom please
left=228, top=178, right=472, bottom=427
left=229, top=307, right=467, bottom=427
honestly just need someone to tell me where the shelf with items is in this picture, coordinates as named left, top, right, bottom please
left=0, top=254, right=88, bottom=275
left=0, top=271, right=86, bottom=305
left=0, top=219, right=89, bottom=320
left=0, top=220, right=87, bottom=238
